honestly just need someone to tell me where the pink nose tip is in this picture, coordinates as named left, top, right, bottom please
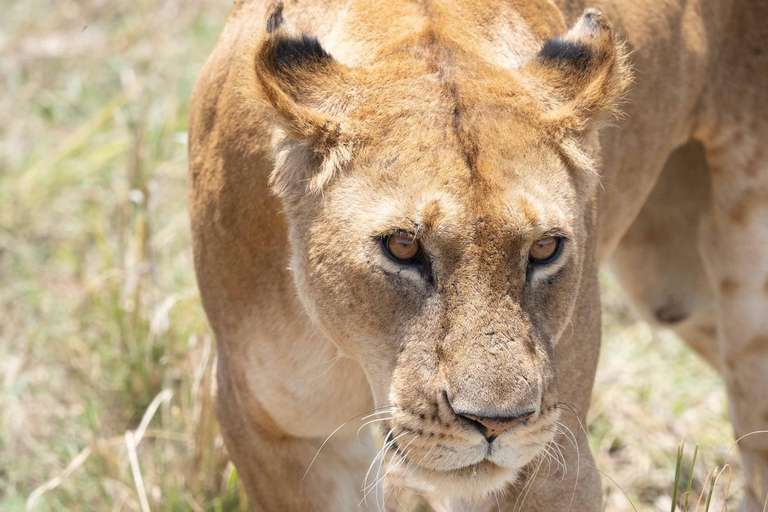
left=458, top=410, right=536, bottom=440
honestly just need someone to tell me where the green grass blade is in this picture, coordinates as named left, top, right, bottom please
left=672, top=440, right=684, bottom=512
left=704, top=467, right=717, bottom=512
left=683, top=444, right=699, bottom=511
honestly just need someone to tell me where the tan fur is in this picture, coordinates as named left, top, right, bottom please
left=188, top=0, right=768, bottom=509
left=611, top=140, right=719, bottom=368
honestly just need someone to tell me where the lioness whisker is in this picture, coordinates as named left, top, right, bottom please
left=300, top=352, right=343, bottom=382
left=514, top=451, right=546, bottom=512
left=373, top=430, right=420, bottom=507
left=555, top=401, right=583, bottom=419
left=303, top=421, right=354, bottom=481
left=495, top=490, right=503, bottom=512
left=555, top=420, right=582, bottom=512
left=365, top=431, right=411, bottom=493
left=511, top=455, right=535, bottom=511
left=361, top=429, right=409, bottom=505
left=360, top=407, right=397, bottom=421
left=360, top=431, right=411, bottom=507
left=303, top=406, right=398, bottom=481
left=380, top=434, right=421, bottom=511
left=362, top=427, right=396, bottom=495
left=544, top=442, right=568, bottom=477
left=414, top=442, right=436, bottom=469
left=385, top=454, right=416, bottom=508
left=533, top=449, right=556, bottom=495
left=357, top=417, right=393, bottom=443
left=549, top=440, right=568, bottom=477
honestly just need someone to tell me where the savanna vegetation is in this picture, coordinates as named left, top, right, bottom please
left=0, top=0, right=744, bottom=510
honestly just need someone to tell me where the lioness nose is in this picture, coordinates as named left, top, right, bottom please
left=456, top=409, right=536, bottom=441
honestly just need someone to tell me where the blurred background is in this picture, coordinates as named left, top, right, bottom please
left=0, top=0, right=741, bottom=510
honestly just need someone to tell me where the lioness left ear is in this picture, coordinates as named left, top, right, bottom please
left=255, top=2, right=357, bottom=196
left=522, top=9, right=632, bottom=138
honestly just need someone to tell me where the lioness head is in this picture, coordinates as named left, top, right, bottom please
left=255, top=4, right=630, bottom=498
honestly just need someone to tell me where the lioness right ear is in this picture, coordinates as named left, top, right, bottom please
left=521, top=9, right=632, bottom=139
left=255, top=2, right=356, bottom=196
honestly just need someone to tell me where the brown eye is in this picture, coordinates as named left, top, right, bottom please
left=385, top=234, right=421, bottom=262
left=529, top=236, right=561, bottom=263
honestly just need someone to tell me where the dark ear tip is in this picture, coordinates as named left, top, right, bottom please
left=258, top=32, right=332, bottom=74
left=258, top=3, right=334, bottom=75
left=538, top=38, right=593, bottom=71
left=266, top=1, right=284, bottom=34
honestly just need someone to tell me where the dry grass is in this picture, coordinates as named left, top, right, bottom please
left=595, top=276, right=740, bottom=511
left=1, top=0, right=242, bottom=510
left=0, top=1, right=746, bottom=510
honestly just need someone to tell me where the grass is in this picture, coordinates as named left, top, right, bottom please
left=594, top=276, right=742, bottom=511
left=0, top=0, right=748, bottom=510
left=1, top=0, right=242, bottom=510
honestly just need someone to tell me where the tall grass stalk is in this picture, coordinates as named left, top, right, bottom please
left=683, top=444, right=699, bottom=511
left=671, top=440, right=685, bottom=512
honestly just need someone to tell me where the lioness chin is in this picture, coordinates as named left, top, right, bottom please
left=189, top=0, right=768, bottom=509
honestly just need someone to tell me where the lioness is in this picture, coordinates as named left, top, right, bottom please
left=188, top=0, right=768, bottom=509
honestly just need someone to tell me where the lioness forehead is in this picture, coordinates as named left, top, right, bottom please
left=341, top=148, right=575, bottom=245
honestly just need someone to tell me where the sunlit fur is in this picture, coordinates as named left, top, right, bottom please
left=256, top=15, right=628, bottom=502
left=224, top=0, right=626, bottom=503
left=189, top=0, right=768, bottom=510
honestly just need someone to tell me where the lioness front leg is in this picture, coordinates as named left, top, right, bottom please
left=215, top=344, right=379, bottom=511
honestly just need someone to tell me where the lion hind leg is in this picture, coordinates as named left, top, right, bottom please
left=610, top=140, right=719, bottom=368
left=699, top=131, right=768, bottom=511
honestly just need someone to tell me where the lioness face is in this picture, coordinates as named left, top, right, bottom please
left=257, top=5, right=628, bottom=498
left=287, top=103, right=589, bottom=496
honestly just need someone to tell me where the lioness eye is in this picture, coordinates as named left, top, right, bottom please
left=529, top=236, right=561, bottom=263
left=384, top=234, right=421, bottom=262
